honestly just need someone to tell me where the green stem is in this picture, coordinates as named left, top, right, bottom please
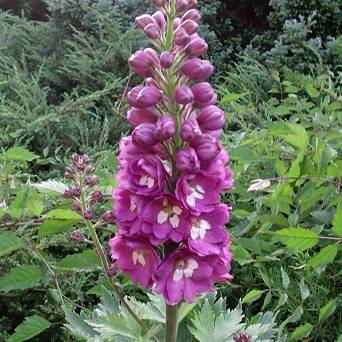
left=165, top=304, right=178, bottom=342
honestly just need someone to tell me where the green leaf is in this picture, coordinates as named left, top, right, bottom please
left=220, top=92, right=249, bottom=104
left=0, top=231, right=26, bottom=257
left=290, top=322, right=313, bottom=340
left=0, top=265, right=44, bottom=292
left=332, top=208, right=342, bottom=237
left=31, top=180, right=68, bottom=194
left=4, top=147, right=39, bottom=162
left=319, top=299, right=337, bottom=322
left=281, top=267, right=290, bottom=289
left=306, top=86, right=320, bottom=98
left=230, top=245, right=252, bottom=265
left=8, top=191, right=28, bottom=221
left=39, top=210, right=82, bottom=237
left=8, top=315, right=51, bottom=342
left=56, top=250, right=101, bottom=271
left=307, top=244, right=338, bottom=268
left=275, top=227, right=319, bottom=251
left=241, top=289, right=265, bottom=304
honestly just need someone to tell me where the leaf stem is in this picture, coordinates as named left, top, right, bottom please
left=165, top=304, right=178, bottom=342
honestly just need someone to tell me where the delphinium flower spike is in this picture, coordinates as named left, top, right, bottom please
left=109, top=0, right=233, bottom=307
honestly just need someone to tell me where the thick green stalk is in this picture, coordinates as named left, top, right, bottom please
left=165, top=304, right=178, bottom=342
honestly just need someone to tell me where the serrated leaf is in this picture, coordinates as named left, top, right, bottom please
left=0, top=231, right=26, bottom=257
left=3, top=147, right=39, bottom=162
left=275, top=227, right=319, bottom=251
left=56, top=250, right=101, bottom=271
left=8, top=191, right=28, bottom=221
left=220, top=92, right=249, bottom=104
left=307, top=244, right=338, bottom=268
left=64, top=308, right=98, bottom=338
left=242, top=289, right=265, bottom=304
left=39, top=219, right=76, bottom=237
left=290, top=322, right=313, bottom=340
left=319, top=299, right=337, bottom=322
left=332, top=208, right=342, bottom=237
left=31, top=180, right=68, bottom=194
left=8, top=315, right=51, bottom=342
left=0, top=265, right=44, bottom=292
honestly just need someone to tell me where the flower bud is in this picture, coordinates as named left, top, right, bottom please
left=71, top=187, right=82, bottom=198
left=72, top=201, right=82, bottom=214
left=185, top=37, right=208, bottom=56
left=83, top=209, right=93, bottom=220
left=191, top=134, right=221, bottom=161
left=107, top=263, right=116, bottom=277
left=176, top=147, right=200, bottom=173
left=234, top=332, right=252, bottom=342
left=127, top=86, right=162, bottom=108
left=84, top=175, right=100, bottom=187
left=132, top=123, right=159, bottom=147
left=160, top=52, right=174, bottom=69
left=197, top=105, right=226, bottom=130
left=135, top=14, right=154, bottom=29
left=174, top=27, right=190, bottom=46
left=144, top=23, right=160, bottom=40
left=89, top=190, right=104, bottom=202
left=63, top=189, right=73, bottom=199
left=181, top=58, right=214, bottom=81
left=176, top=0, right=188, bottom=13
left=191, top=82, right=215, bottom=105
left=128, top=49, right=159, bottom=78
left=152, top=11, right=166, bottom=30
left=101, top=211, right=116, bottom=223
left=173, top=17, right=182, bottom=29
left=181, top=19, right=198, bottom=34
left=175, top=86, right=194, bottom=105
left=180, top=118, right=201, bottom=142
left=182, top=9, right=201, bottom=23
left=155, top=115, right=176, bottom=141
left=187, top=0, right=198, bottom=9
left=70, top=231, right=84, bottom=242
left=127, top=107, right=159, bottom=127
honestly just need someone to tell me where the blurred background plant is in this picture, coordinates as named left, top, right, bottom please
left=0, top=0, right=341, bottom=341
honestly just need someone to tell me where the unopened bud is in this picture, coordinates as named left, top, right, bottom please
left=70, top=231, right=85, bottom=242
left=101, top=211, right=116, bottom=223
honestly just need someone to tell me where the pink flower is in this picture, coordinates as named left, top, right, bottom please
left=109, top=235, right=160, bottom=288
left=125, top=155, right=167, bottom=196
left=181, top=19, right=198, bottom=34
left=155, top=115, right=177, bottom=141
left=129, top=49, right=159, bottom=78
left=135, top=14, right=154, bottom=29
left=180, top=118, right=202, bottom=142
left=174, top=27, right=190, bottom=46
left=176, top=173, right=220, bottom=215
left=190, top=134, right=221, bottom=161
left=188, top=204, right=231, bottom=256
left=181, top=58, right=214, bottom=81
left=144, top=23, right=160, bottom=40
left=152, top=11, right=166, bottom=30
left=191, top=82, right=215, bottom=105
left=127, top=107, right=159, bottom=127
left=182, top=9, right=201, bottom=23
left=175, top=86, right=194, bottom=105
left=141, top=195, right=191, bottom=244
left=197, top=105, right=226, bottom=131
left=176, top=147, right=200, bottom=173
left=154, top=247, right=216, bottom=304
left=127, top=86, right=162, bottom=108
left=132, top=123, right=159, bottom=147
left=160, top=51, right=174, bottom=69
left=185, top=37, right=208, bottom=56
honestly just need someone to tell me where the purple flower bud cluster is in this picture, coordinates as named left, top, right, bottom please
left=109, top=0, right=233, bottom=305
left=63, top=153, right=114, bottom=224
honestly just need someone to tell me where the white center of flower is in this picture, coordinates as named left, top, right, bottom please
left=186, top=184, right=205, bottom=207
left=157, top=199, right=182, bottom=229
left=173, top=258, right=198, bottom=282
left=132, top=250, right=146, bottom=266
left=130, top=199, right=137, bottom=212
left=139, top=175, right=155, bottom=188
left=191, top=219, right=211, bottom=240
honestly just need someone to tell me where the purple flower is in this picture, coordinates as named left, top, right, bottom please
left=174, top=27, right=190, bottom=46
left=180, top=118, right=202, bottom=142
left=141, top=195, right=191, bottom=244
left=182, top=9, right=201, bottom=23
left=127, top=86, right=162, bottom=108
left=176, top=147, right=200, bottom=173
left=109, top=235, right=160, bottom=288
left=188, top=204, right=231, bottom=256
left=181, top=58, right=214, bottom=81
left=152, top=11, right=166, bottom=30
left=127, top=107, right=159, bottom=127
left=181, top=19, right=198, bottom=34
left=144, top=23, right=160, bottom=39
left=132, top=123, right=159, bottom=147
left=197, top=105, right=226, bottom=131
left=176, top=173, right=220, bottom=215
left=185, top=37, right=208, bottom=56
left=191, top=134, right=221, bottom=161
left=160, top=51, right=174, bottom=69
left=175, top=86, right=194, bottom=105
left=191, top=82, right=215, bottom=105
left=135, top=14, right=154, bottom=29
left=155, top=115, right=177, bottom=141
left=154, top=247, right=216, bottom=304
left=126, top=155, right=166, bottom=196
left=128, top=49, right=159, bottom=78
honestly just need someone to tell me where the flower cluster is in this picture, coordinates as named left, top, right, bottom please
left=109, top=0, right=233, bottom=305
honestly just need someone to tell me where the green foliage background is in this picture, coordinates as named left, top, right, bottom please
left=0, top=0, right=341, bottom=341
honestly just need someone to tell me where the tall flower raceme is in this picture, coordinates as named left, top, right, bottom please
left=109, top=0, right=233, bottom=307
